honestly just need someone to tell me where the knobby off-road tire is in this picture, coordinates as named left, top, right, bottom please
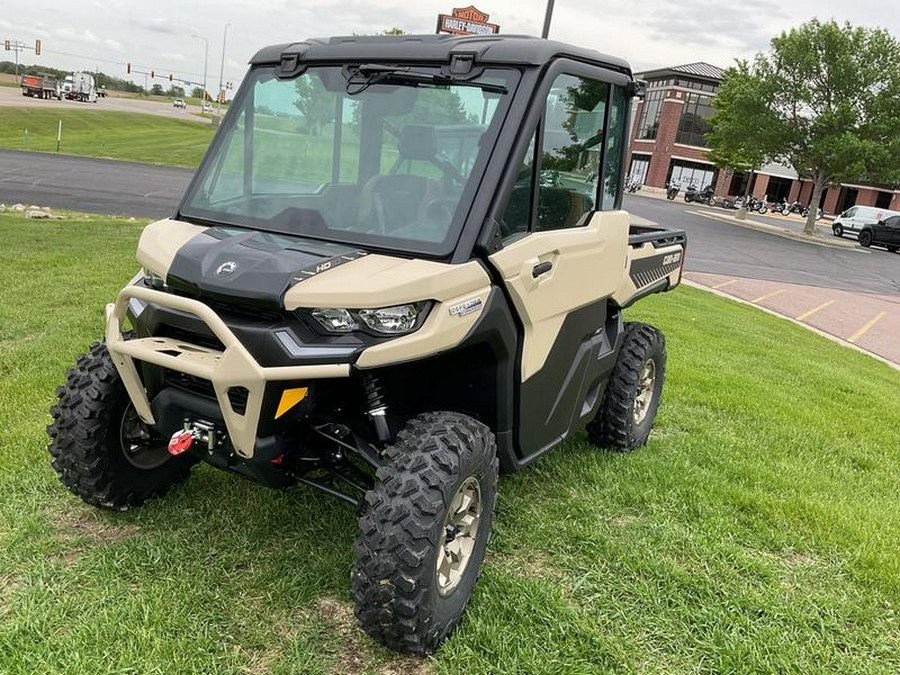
left=352, top=412, right=498, bottom=654
left=47, top=340, right=197, bottom=510
left=587, top=322, right=667, bottom=452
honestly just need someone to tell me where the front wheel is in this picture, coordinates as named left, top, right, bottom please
left=587, top=323, right=666, bottom=452
left=833, top=224, right=844, bottom=237
left=47, top=341, right=197, bottom=510
left=758, top=205, right=768, bottom=214
left=859, top=230, right=873, bottom=247
left=352, top=412, right=498, bottom=654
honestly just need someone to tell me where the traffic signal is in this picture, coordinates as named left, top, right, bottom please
left=126, top=62, right=131, bottom=74
left=218, top=90, right=225, bottom=104
left=4, top=40, right=9, bottom=51
left=150, top=70, right=155, bottom=78
left=168, top=73, right=173, bottom=81
left=34, top=39, right=41, bottom=55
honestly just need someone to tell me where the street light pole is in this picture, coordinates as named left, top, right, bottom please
left=192, top=34, right=209, bottom=106
left=216, top=23, right=230, bottom=119
left=541, top=0, right=555, bottom=38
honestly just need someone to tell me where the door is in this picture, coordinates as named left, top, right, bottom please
left=883, top=216, right=900, bottom=245
left=488, top=71, right=630, bottom=459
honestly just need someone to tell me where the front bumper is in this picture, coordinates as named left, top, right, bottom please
left=105, top=285, right=349, bottom=458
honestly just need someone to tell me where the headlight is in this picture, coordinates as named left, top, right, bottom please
left=358, top=305, right=420, bottom=334
left=308, top=303, right=428, bottom=336
left=310, top=308, right=358, bottom=333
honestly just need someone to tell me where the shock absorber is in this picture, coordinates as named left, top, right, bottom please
left=361, top=373, right=391, bottom=444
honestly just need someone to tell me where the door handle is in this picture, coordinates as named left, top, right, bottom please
left=532, top=261, right=553, bottom=278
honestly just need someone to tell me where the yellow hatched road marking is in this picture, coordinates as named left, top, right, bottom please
left=711, top=279, right=738, bottom=289
left=847, top=311, right=887, bottom=344
left=795, top=300, right=835, bottom=321
left=751, top=289, right=786, bottom=303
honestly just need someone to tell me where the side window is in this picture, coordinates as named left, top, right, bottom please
left=536, top=74, right=609, bottom=231
left=886, top=216, right=900, bottom=228
left=844, top=207, right=857, bottom=218
left=500, top=131, right=536, bottom=241
left=601, top=86, right=627, bottom=210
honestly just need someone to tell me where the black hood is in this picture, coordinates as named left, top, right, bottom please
left=166, top=226, right=367, bottom=309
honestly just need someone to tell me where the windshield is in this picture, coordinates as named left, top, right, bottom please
left=180, top=65, right=519, bottom=256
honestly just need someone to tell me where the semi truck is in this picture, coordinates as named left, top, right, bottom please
left=65, top=72, right=98, bottom=103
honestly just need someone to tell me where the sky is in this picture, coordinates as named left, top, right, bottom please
left=1, top=0, right=897, bottom=94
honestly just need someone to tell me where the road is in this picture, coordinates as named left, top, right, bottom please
left=624, top=194, right=900, bottom=297
left=0, top=149, right=193, bottom=218
left=1, top=84, right=211, bottom=123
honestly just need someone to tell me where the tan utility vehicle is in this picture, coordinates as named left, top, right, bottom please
left=48, top=35, right=686, bottom=654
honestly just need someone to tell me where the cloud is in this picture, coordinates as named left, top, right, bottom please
left=104, top=38, right=124, bottom=52
left=131, top=17, right=182, bottom=36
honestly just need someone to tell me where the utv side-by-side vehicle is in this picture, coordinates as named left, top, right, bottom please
left=48, top=34, right=686, bottom=654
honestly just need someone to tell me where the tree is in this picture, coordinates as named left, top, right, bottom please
left=294, top=75, right=335, bottom=136
left=708, top=19, right=900, bottom=234
left=191, top=86, right=205, bottom=100
left=150, top=83, right=164, bottom=96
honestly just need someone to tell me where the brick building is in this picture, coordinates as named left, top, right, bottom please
left=626, top=62, right=900, bottom=214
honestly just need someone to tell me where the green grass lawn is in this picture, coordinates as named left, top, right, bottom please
left=1, top=211, right=899, bottom=673
left=0, top=109, right=214, bottom=167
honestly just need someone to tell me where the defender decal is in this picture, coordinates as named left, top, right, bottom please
left=449, top=297, right=483, bottom=317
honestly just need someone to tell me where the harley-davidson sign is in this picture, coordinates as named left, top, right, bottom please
left=436, top=6, right=500, bottom=36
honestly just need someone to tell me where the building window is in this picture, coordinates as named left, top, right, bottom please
left=675, top=92, right=714, bottom=147
left=629, top=155, right=650, bottom=184
left=668, top=159, right=715, bottom=189
left=636, top=90, right=664, bottom=140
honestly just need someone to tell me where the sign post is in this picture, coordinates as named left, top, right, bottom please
left=436, top=6, right=500, bottom=36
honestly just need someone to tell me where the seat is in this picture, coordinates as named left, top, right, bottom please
left=357, top=125, right=446, bottom=235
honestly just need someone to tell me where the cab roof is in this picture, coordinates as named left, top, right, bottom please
left=249, top=34, right=633, bottom=78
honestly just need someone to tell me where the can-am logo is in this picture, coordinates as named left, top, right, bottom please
left=216, top=261, right=238, bottom=276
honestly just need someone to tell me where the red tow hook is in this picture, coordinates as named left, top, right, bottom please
left=167, top=430, right=195, bottom=456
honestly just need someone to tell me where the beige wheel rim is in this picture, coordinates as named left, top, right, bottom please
left=436, top=476, right=482, bottom=596
left=633, top=359, right=656, bottom=425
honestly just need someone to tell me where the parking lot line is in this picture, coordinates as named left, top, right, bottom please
left=751, top=289, right=786, bottom=303
left=712, top=279, right=738, bottom=290
left=795, top=300, right=835, bottom=321
left=847, top=311, right=887, bottom=344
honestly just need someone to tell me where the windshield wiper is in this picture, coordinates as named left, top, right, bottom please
left=345, top=64, right=507, bottom=95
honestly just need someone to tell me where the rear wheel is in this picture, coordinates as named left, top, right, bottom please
left=352, top=412, right=498, bottom=654
left=587, top=323, right=666, bottom=452
left=48, top=341, right=196, bottom=510
left=859, top=230, right=873, bottom=247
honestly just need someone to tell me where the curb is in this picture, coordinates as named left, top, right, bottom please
left=688, top=209, right=863, bottom=252
left=683, top=280, right=899, bottom=372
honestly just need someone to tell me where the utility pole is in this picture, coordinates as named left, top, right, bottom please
left=216, top=23, right=230, bottom=120
left=192, top=33, right=209, bottom=105
left=541, top=0, right=555, bottom=38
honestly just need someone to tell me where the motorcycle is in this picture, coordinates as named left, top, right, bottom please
left=625, top=177, right=642, bottom=193
left=780, top=199, right=803, bottom=215
left=666, top=181, right=682, bottom=200
left=683, top=184, right=715, bottom=205
left=745, top=196, right=768, bottom=214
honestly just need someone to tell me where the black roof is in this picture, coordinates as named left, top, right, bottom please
left=250, top=34, right=632, bottom=77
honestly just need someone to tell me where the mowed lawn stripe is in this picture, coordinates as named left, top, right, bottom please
left=0, top=211, right=898, bottom=674
left=0, top=108, right=214, bottom=168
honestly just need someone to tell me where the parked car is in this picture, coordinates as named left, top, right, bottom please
left=858, top=215, right=900, bottom=252
left=832, top=205, right=900, bottom=238
left=173, top=98, right=186, bottom=109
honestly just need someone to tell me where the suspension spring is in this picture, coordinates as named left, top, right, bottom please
left=361, top=373, right=391, bottom=443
